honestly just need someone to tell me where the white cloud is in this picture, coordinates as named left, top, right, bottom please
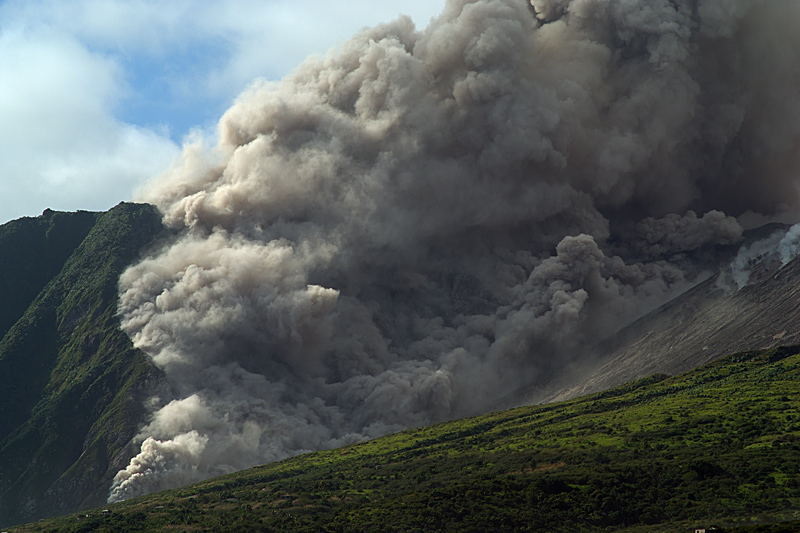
left=196, top=0, right=447, bottom=99
left=0, top=27, right=179, bottom=221
left=1, top=0, right=446, bottom=102
left=0, top=0, right=446, bottom=223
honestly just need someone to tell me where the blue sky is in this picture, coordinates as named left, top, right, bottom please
left=0, top=0, right=446, bottom=224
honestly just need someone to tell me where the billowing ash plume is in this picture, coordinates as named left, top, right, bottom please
left=109, top=0, right=800, bottom=501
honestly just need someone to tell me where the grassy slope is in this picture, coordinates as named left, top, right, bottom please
left=14, top=346, right=800, bottom=532
left=0, top=210, right=99, bottom=343
left=0, top=203, right=169, bottom=527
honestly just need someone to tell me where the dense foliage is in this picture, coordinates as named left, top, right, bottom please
left=0, top=203, right=169, bottom=526
left=15, top=345, right=800, bottom=532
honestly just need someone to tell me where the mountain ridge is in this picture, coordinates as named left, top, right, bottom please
left=0, top=209, right=99, bottom=342
left=0, top=203, right=170, bottom=526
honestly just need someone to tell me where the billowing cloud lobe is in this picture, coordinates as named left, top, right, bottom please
left=110, top=0, right=800, bottom=501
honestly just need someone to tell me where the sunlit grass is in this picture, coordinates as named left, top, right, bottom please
left=15, top=345, right=800, bottom=532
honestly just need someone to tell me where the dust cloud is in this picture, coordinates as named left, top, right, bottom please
left=109, top=0, right=800, bottom=501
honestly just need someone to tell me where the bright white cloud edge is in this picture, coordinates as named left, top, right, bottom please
left=0, top=0, right=445, bottom=224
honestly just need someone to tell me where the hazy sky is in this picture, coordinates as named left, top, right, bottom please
left=0, top=0, right=446, bottom=224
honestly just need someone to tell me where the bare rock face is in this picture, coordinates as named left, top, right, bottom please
left=515, top=241, right=800, bottom=406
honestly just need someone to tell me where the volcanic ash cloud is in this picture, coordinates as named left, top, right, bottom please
left=109, top=0, right=800, bottom=501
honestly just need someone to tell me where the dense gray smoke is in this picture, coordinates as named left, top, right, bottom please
left=110, top=0, right=800, bottom=501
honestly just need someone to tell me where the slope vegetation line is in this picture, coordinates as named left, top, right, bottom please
left=17, top=346, right=800, bottom=532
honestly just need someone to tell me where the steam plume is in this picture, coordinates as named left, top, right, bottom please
left=110, top=0, right=800, bottom=501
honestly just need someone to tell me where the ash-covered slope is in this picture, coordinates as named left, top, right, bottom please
left=518, top=225, right=800, bottom=406
left=0, top=203, right=168, bottom=527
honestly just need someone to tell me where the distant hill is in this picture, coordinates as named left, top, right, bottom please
left=0, top=203, right=169, bottom=526
left=14, top=345, right=800, bottom=532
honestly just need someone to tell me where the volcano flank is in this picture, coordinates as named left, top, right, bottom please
left=3, top=0, right=800, bottom=526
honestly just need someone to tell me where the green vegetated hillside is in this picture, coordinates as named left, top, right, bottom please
left=0, top=210, right=99, bottom=341
left=15, top=346, right=800, bottom=533
left=0, top=203, right=169, bottom=527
